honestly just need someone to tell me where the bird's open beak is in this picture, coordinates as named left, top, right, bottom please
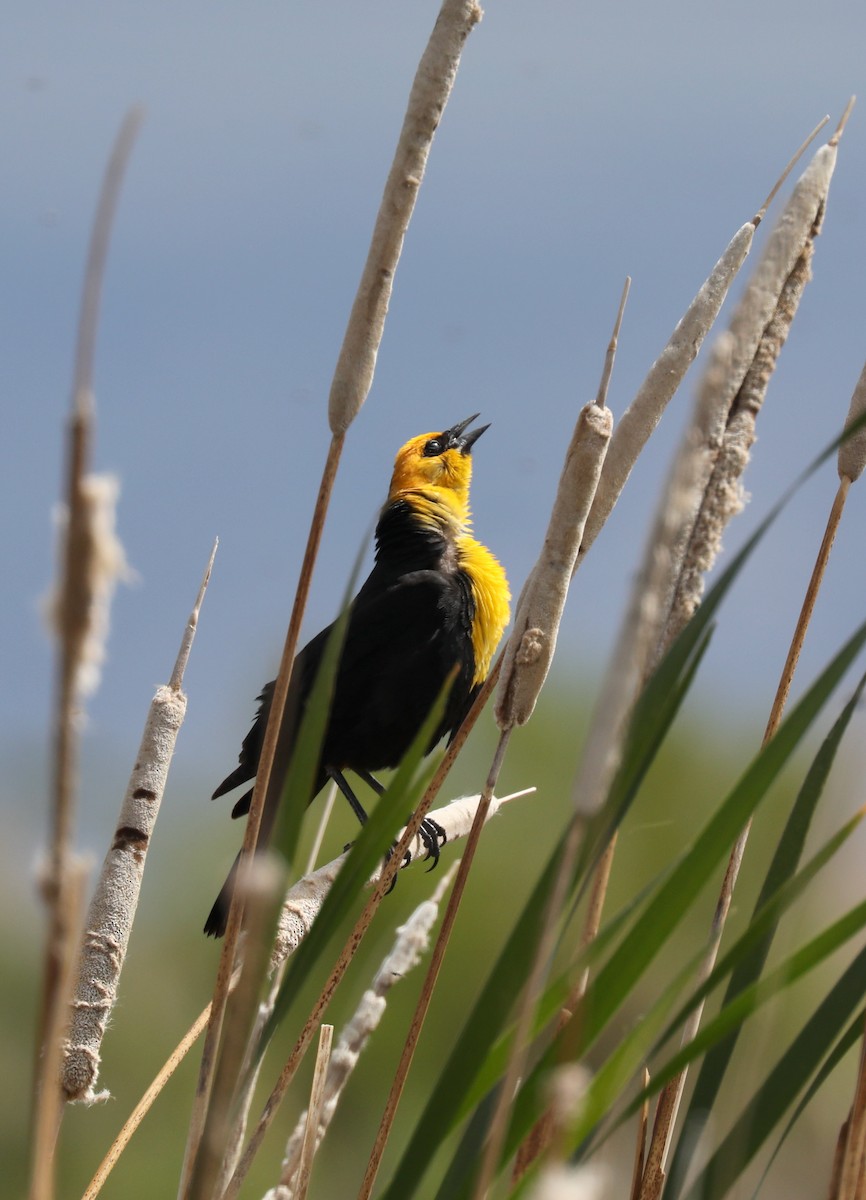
left=447, top=413, right=490, bottom=454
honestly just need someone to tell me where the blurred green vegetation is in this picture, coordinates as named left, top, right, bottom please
left=5, top=662, right=861, bottom=1198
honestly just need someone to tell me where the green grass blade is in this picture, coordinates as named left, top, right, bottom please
left=635, top=895, right=866, bottom=1101
left=668, top=672, right=866, bottom=1192
left=580, top=619, right=866, bottom=1056
left=682, top=942, right=866, bottom=1200
left=751, top=1009, right=866, bottom=1198
left=662, top=670, right=866, bottom=1192
left=594, top=803, right=865, bottom=1156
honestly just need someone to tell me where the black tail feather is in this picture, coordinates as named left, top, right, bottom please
left=203, top=852, right=239, bottom=938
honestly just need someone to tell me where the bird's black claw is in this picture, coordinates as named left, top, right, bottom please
left=419, top=816, right=447, bottom=870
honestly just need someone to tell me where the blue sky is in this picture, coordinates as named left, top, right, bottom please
left=4, top=1, right=866, bottom=853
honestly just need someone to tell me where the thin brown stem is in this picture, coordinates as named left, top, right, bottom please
left=81, top=999, right=218, bottom=1200
left=358, top=735, right=511, bottom=1200
left=291, top=1024, right=334, bottom=1200
left=31, top=107, right=143, bottom=1192
left=181, top=432, right=344, bottom=1199
left=630, top=1068, right=651, bottom=1200
left=764, top=476, right=849, bottom=742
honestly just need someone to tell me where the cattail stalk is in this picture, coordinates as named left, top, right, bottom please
left=496, top=280, right=622, bottom=729
left=30, top=108, right=143, bottom=1200
left=638, top=116, right=847, bottom=1195
left=469, top=291, right=625, bottom=1200
left=182, top=8, right=485, bottom=1192
left=511, top=120, right=834, bottom=1184
left=579, top=115, right=828, bottom=564
left=328, top=0, right=482, bottom=435
left=61, top=543, right=215, bottom=1102
left=284, top=1024, right=334, bottom=1200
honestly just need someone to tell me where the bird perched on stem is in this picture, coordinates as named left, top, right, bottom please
left=205, top=415, right=510, bottom=936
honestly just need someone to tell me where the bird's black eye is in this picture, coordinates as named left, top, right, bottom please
left=422, top=437, right=443, bottom=457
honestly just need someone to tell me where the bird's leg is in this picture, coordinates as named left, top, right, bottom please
left=355, top=769, right=386, bottom=796
left=356, top=768, right=446, bottom=868
left=327, top=768, right=369, bottom=825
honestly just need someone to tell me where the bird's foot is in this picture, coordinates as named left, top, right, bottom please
left=417, top=816, right=447, bottom=869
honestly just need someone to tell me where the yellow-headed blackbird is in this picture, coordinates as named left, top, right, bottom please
left=205, top=415, right=510, bottom=936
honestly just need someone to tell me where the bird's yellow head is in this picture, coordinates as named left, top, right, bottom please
left=387, top=414, right=489, bottom=519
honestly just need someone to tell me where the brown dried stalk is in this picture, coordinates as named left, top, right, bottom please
left=30, top=107, right=143, bottom=1200
left=184, top=6, right=486, bottom=1193
left=286, top=1024, right=334, bottom=1200
left=835, top=1021, right=866, bottom=1200
left=80, top=995, right=225, bottom=1200
left=29, top=864, right=86, bottom=1200
left=630, top=1069, right=651, bottom=1200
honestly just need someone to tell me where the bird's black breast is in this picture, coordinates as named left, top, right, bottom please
left=212, top=496, right=480, bottom=815
left=321, top=562, right=477, bottom=771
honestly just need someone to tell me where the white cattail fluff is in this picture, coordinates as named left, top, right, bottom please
left=580, top=221, right=755, bottom=558
left=265, top=868, right=456, bottom=1200
left=61, top=684, right=187, bottom=1101
left=271, top=789, right=531, bottom=969
left=496, top=403, right=612, bottom=729
left=44, top=472, right=133, bottom=699
left=698, top=143, right=836, bottom=440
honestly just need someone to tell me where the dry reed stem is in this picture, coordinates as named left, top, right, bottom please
left=192, top=859, right=286, bottom=1200
left=274, top=869, right=456, bottom=1200
left=280, top=1023, right=334, bottom=1200
left=328, top=0, right=482, bottom=435
left=218, top=656, right=504, bottom=1200
left=357, top=776, right=516, bottom=1200
left=62, top=543, right=215, bottom=1102
left=838, top=362, right=866, bottom=484
left=81, top=997, right=221, bottom=1200
left=838, top=1025, right=866, bottom=1200
left=765, top=476, right=850, bottom=741
left=29, top=864, right=86, bottom=1200
left=629, top=1069, right=651, bottom=1200
left=32, top=108, right=143, bottom=1193
left=180, top=433, right=344, bottom=1199
left=830, top=1120, right=851, bottom=1200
